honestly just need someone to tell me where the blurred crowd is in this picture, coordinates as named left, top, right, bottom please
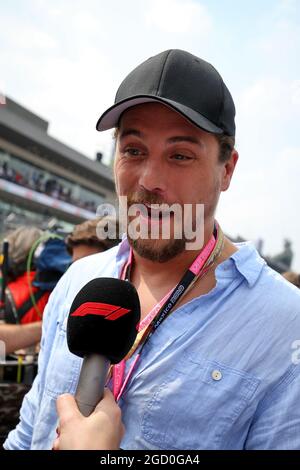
left=0, top=161, right=97, bottom=212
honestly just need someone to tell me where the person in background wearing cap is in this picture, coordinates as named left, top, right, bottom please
left=65, top=217, right=121, bottom=262
left=5, top=50, right=300, bottom=451
left=282, top=271, right=300, bottom=289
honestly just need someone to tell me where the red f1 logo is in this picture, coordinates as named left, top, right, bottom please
left=71, top=302, right=131, bottom=321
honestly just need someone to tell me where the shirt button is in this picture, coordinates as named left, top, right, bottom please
left=212, top=369, right=222, bottom=381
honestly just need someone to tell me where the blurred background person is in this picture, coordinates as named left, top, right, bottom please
left=65, top=216, right=121, bottom=262
left=0, top=217, right=121, bottom=352
left=282, top=271, right=300, bottom=289
left=0, top=323, right=42, bottom=356
left=1, top=226, right=70, bottom=326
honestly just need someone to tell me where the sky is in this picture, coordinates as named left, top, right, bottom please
left=0, top=0, right=299, bottom=269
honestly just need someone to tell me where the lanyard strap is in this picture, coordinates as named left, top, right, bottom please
left=113, top=222, right=224, bottom=401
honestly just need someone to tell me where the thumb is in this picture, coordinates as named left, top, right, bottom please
left=56, top=394, right=82, bottom=425
left=94, top=388, right=116, bottom=413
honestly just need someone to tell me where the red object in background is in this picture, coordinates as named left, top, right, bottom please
left=5, top=271, right=50, bottom=324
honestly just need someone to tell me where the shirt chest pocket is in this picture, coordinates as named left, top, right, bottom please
left=44, top=312, right=82, bottom=398
left=141, top=352, right=260, bottom=450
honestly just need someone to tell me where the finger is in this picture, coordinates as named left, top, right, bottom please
left=94, top=388, right=123, bottom=429
left=52, top=437, right=60, bottom=451
left=94, top=388, right=116, bottom=412
left=96, top=388, right=116, bottom=409
left=121, top=422, right=125, bottom=439
left=56, top=394, right=82, bottom=424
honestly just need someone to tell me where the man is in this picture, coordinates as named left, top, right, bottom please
left=282, top=271, right=300, bottom=289
left=65, top=217, right=121, bottom=262
left=4, top=50, right=300, bottom=450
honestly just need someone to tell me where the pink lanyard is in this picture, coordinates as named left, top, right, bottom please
left=113, top=228, right=218, bottom=401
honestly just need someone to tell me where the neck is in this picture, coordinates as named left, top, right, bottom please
left=131, top=219, right=216, bottom=286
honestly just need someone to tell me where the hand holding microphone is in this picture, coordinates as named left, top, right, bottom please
left=53, top=388, right=124, bottom=450
left=67, top=277, right=140, bottom=416
left=53, top=277, right=140, bottom=449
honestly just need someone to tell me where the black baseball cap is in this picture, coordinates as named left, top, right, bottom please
left=96, top=49, right=235, bottom=136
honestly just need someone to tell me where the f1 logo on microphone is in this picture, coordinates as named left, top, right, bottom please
left=71, top=302, right=131, bottom=321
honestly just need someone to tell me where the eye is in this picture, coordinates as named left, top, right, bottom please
left=123, top=147, right=143, bottom=157
left=171, top=154, right=193, bottom=161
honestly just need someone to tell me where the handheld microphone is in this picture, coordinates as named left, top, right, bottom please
left=67, top=277, right=140, bottom=416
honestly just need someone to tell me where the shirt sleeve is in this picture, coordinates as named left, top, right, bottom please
left=3, top=268, right=72, bottom=450
left=245, top=365, right=300, bottom=450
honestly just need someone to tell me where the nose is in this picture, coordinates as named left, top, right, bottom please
left=138, top=158, right=167, bottom=195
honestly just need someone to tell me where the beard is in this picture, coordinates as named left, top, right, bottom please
left=129, top=236, right=186, bottom=263
left=123, top=189, right=191, bottom=263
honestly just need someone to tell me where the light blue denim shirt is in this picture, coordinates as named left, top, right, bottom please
left=4, top=239, right=300, bottom=450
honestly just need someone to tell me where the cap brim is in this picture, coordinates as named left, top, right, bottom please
left=96, top=95, right=223, bottom=134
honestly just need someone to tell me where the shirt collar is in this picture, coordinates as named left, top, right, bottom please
left=217, top=241, right=266, bottom=288
left=115, top=237, right=265, bottom=288
left=115, top=236, right=130, bottom=276
left=116, top=233, right=130, bottom=257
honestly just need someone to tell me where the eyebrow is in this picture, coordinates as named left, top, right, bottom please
left=119, top=129, right=143, bottom=139
left=119, top=129, right=202, bottom=147
left=166, top=136, right=202, bottom=146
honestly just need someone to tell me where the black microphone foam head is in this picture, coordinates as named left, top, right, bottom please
left=67, top=277, right=141, bottom=364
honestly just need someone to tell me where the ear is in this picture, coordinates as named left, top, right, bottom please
left=113, top=149, right=119, bottom=195
left=221, top=150, right=239, bottom=192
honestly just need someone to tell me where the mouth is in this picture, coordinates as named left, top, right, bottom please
left=144, top=203, right=173, bottom=221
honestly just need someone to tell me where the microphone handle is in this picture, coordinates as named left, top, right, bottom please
left=75, top=353, right=110, bottom=417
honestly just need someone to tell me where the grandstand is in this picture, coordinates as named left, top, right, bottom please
left=0, top=97, right=115, bottom=235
